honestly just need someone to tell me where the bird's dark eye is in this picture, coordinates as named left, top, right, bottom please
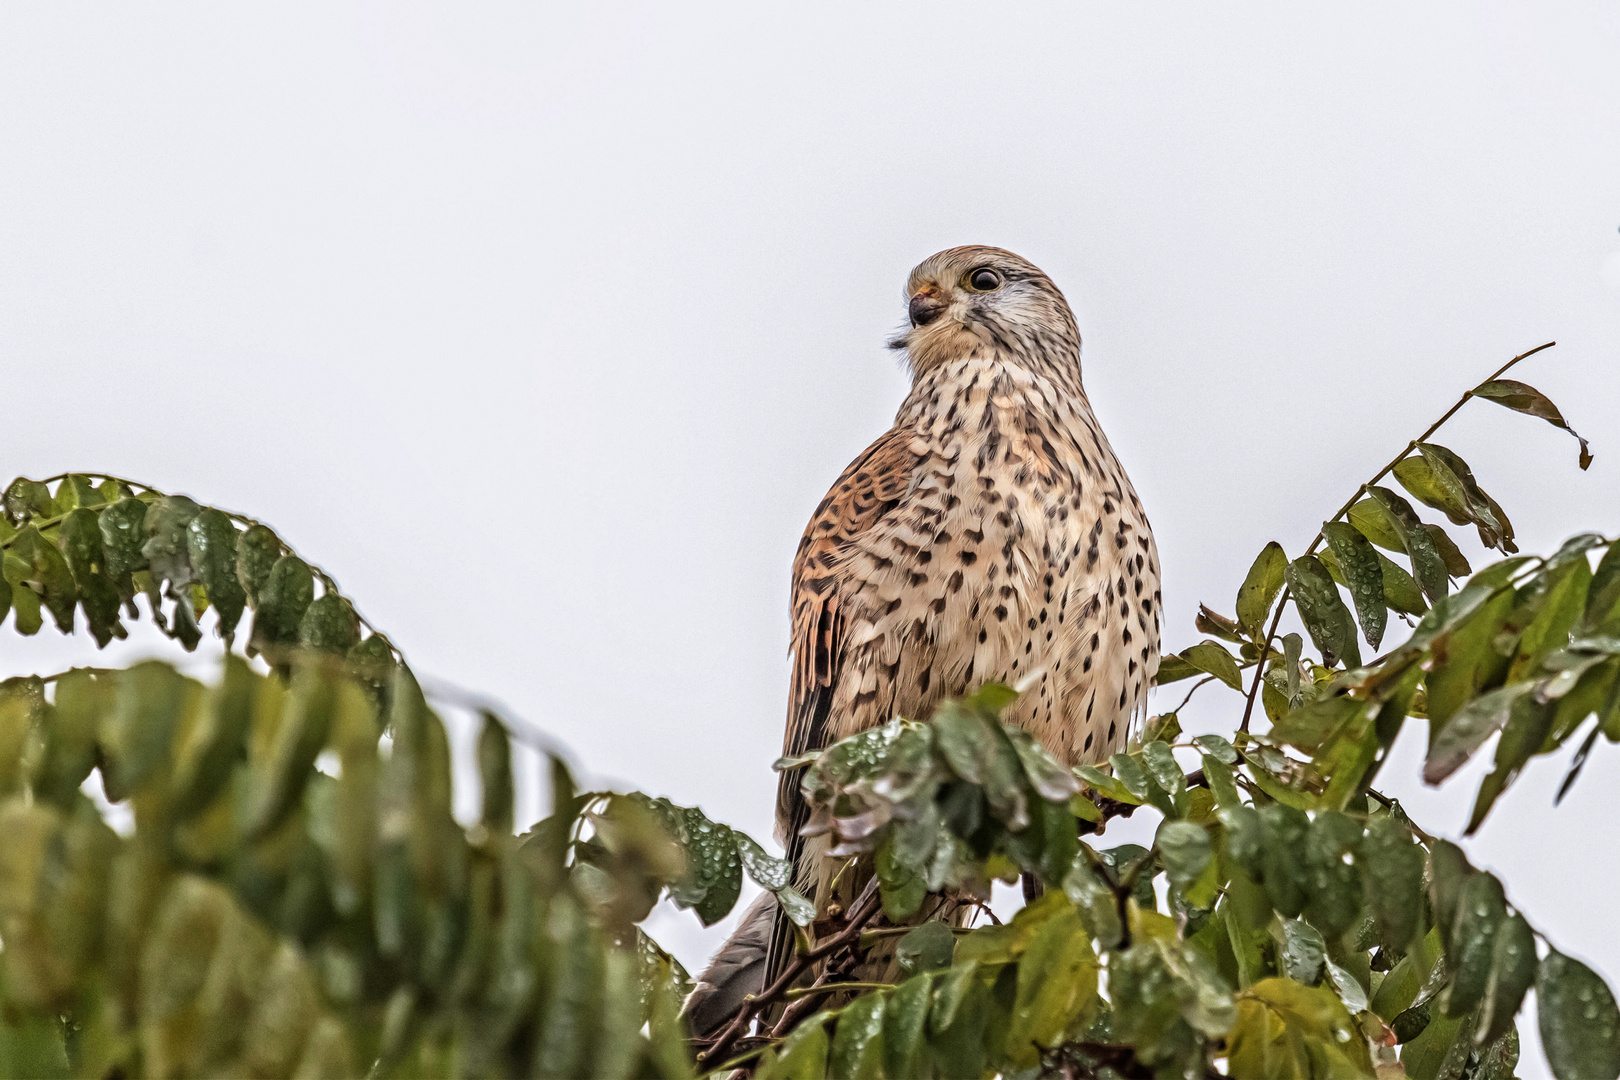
left=969, top=268, right=1001, bottom=291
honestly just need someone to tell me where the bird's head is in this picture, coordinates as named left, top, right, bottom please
left=889, top=245, right=1082, bottom=388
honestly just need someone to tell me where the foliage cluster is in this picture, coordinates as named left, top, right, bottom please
left=0, top=345, right=1615, bottom=1078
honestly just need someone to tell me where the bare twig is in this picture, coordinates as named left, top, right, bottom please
left=1238, top=341, right=1556, bottom=733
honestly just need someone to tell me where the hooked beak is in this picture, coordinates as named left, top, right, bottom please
left=908, top=288, right=946, bottom=328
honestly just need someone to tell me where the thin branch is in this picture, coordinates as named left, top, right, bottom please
left=696, top=876, right=884, bottom=1066
left=1171, top=676, right=1215, bottom=715
left=1238, top=341, right=1555, bottom=733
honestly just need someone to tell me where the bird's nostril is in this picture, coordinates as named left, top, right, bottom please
left=909, top=293, right=944, bottom=327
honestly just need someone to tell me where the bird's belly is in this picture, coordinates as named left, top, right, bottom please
left=836, top=477, right=1142, bottom=768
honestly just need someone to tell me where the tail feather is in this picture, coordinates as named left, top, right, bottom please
left=683, top=891, right=776, bottom=1039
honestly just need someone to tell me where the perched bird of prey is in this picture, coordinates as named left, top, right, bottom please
left=685, top=245, right=1161, bottom=1036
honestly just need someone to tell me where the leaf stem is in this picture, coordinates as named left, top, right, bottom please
left=783, top=980, right=895, bottom=1000
left=1238, top=341, right=1555, bottom=734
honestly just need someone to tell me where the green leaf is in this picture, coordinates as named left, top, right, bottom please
left=1538, top=949, right=1620, bottom=1080
left=98, top=496, right=149, bottom=600
left=1427, top=842, right=1473, bottom=953
left=1424, top=684, right=1527, bottom=785
left=186, top=508, right=246, bottom=642
left=235, top=524, right=281, bottom=605
left=1321, top=521, right=1388, bottom=649
left=1476, top=913, right=1535, bottom=1048
left=299, top=593, right=360, bottom=654
left=250, top=555, right=314, bottom=654
left=1302, top=811, right=1363, bottom=938
left=1062, top=854, right=1123, bottom=948
left=102, top=660, right=193, bottom=797
left=243, top=664, right=336, bottom=839
left=1286, top=555, right=1361, bottom=668
left=1198, top=756, right=1240, bottom=813
left=1258, top=804, right=1310, bottom=918
left=11, top=526, right=79, bottom=632
left=478, top=713, right=514, bottom=834
left=1395, top=453, right=1473, bottom=527
left=1471, top=378, right=1593, bottom=470
left=1349, top=497, right=1406, bottom=552
left=829, top=991, right=885, bottom=1080
left=1005, top=726, right=1081, bottom=802
left=1007, top=904, right=1098, bottom=1063
left=1141, top=740, right=1189, bottom=816
left=760, top=1013, right=830, bottom=1080
left=1425, top=523, right=1471, bottom=579
left=882, top=975, right=932, bottom=1080
left=675, top=807, right=742, bottom=927
left=1585, top=543, right=1620, bottom=632
left=1378, top=551, right=1429, bottom=615
left=140, top=495, right=200, bottom=590
left=1417, top=444, right=1516, bottom=553
left=1443, top=872, right=1505, bottom=1017
left=1271, top=917, right=1326, bottom=985
left=1154, top=654, right=1201, bottom=685
left=1193, top=734, right=1238, bottom=764
left=59, top=508, right=125, bottom=646
left=1367, top=486, right=1449, bottom=604
left=1181, top=641, right=1244, bottom=691
left=1237, top=541, right=1289, bottom=638
left=1268, top=694, right=1360, bottom=755
left=876, top=834, right=926, bottom=920
left=1157, top=821, right=1212, bottom=889
left=1326, top=959, right=1369, bottom=1015
left=1361, top=814, right=1424, bottom=953
left=896, top=921, right=955, bottom=975
left=1230, top=978, right=1368, bottom=1080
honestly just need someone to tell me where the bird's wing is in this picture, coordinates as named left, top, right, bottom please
left=778, top=425, right=924, bottom=837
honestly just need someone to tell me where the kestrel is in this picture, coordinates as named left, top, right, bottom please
left=686, top=245, right=1161, bottom=1035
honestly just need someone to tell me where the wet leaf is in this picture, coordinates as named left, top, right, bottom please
left=1418, top=444, right=1515, bottom=552
left=1367, top=486, right=1449, bottom=603
left=1361, top=814, right=1424, bottom=953
left=896, top=921, right=955, bottom=975
left=1181, top=641, right=1243, bottom=691
left=829, top=991, right=885, bottom=1080
left=186, top=508, right=246, bottom=641
left=1444, top=872, right=1505, bottom=1017
left=59, top=508, right=124, bottom=646
left=1538, top=949, right=1620, bottom=1080
left=1007, top=904, right=1098, bottom=1062
left=882, top=975, right=932, bottom=1080
left=3, top=478, right=52, bottom=526
left=1424, top=684, right=1527, bottom=785
left=1272, top=917, right=1326, bottom=985
left=140, top=495, right=201, bottom=590
left=298, top=593, right=360, bottom=654
left=1157, top=821, right=1212, bottom=888
left=1286, top=555, right=1361, bottom=668
left=10, top=526, right=78, bottom=633
left=760, top=1014, right=829, bottom=1080
left=251, top=555, right=314, bottom=654
left=1472, top=378, right=1593, bottom=470
left=1237, top=541, right=1288, bottom=638
left=1321, top=521, right=1387, bottom=649
left=1476, top=913, right=1535, bottom=1048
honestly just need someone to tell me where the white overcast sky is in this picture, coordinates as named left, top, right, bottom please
left=2, top=6, right=1618, bottom=1073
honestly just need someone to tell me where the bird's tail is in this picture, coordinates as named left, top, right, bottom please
left=682, top=890, right=777, bottom=1040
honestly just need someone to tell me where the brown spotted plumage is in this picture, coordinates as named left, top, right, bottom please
left=685, top=246, right=1160, bottom=1035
